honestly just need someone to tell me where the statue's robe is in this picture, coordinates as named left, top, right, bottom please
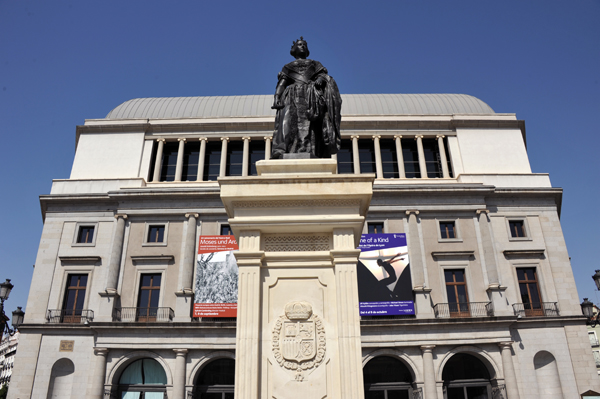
left=271, top=59, right=342, bottom=158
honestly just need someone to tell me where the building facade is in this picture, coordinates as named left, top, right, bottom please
left=0, top=332, right=18, bottom=389
left=9, top=94, right=600, bottom=399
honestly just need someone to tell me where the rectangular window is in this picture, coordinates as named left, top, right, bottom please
left=402, top=139, right=421, bottom=178
left=517, top=267, right=543, bottom=316
left=444, top=269, right=470, bottom=317
left=440, top=221, right=456, bottom=239
left=137, top=274, right=161, bottom=322
left=509, top=220, right=526, bottom=238
left=226, top=141, right=244, bottom=176
left=159, top=141, right=179, bottom=182
left=358, top=139, right=376, bottom=174
left=589, top=331, right=599, bottom=347
left=380, top=139, right=399, bottom=178
left=62, top=274, right=87, bottom=323
left=77, top=226, right=95, bottom=244
left=337, top=139, right=354, bottom=174
left=248, top=140, right=265, bottom=176
left=220, top=224, right=232, bottom=235
left=368, top=222, right=384, bottom=234
left=203, top=141, right=222, bottom=181
left=181, top=141, right=200, bottom=181
left=147, top=225, right=165, bottom=243
left=422, top=138, right=443, bottom=178
left=593, top=351, right=600, bottom=367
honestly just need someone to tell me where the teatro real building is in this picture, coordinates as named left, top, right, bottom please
left=8, top=93, right=600, bottom=399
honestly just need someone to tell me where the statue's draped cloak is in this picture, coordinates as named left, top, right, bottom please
left=272, top=59, right=342, bottom=158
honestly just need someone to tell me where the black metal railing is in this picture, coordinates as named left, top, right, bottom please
left=433, top=302, right=494, bottom=318
left=512, top=302, right=559, bottom=317
left=46, top=309, right=94, bottom=324
left=492, top=384, right=507, bottom=399
left=112, top=307, right=174, bottom=322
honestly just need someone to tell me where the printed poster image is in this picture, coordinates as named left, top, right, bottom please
left=193, top=235, right=238, bottom=318
left=357, top=233, right=415, bottom=316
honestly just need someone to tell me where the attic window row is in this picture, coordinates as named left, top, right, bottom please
left=148, top=135, right=453, bottom=182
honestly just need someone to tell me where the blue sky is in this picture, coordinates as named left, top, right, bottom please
left=1, top=0, right=599, bottom=323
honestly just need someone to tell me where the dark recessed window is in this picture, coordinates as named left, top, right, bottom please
left=358, top=139, right=376, bottom=174
left=368, top=222, right=384, bottom=234
left=182, top=141, right=200, bottom=181
left=337, top=139, right=354, bottom=174
left=380, top=139, right=399, bottom=178
left=226, top=141, right=244, bottom=176
left=203, top=141, right=222, bottom=181
left=220, top=224, right=232, bottom=235
left=159, top=141, right=179, bottom=182
left=440, top=221, right=456, bottom=239
left=248, top=140, right=265, bottom=176
left=147, top=225, right=165, bottom=243
left=77, top=226, right=95, bottom=243
left=62, top=274, right=87, bottom=323
left=509, top=220, right=526, bottom=238
left=402, top=139, right=421, bottom=178
left=422, top=138, right=443, bottom=178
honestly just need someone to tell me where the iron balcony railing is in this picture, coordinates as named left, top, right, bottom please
left=512, top=302, right=559, bottom=317
left=433, top=302, right=494, bottom=318
left=46, top=309, right=94, bottom=324
left=112, top=307, right=174, bottom=322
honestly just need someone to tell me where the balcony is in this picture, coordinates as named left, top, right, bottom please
left=46, top=309, right=94, bottom=324
left=112, top=307, right=174, bottom=322
left=512, top=302, right=559, bottom=317
left=433, top=302, right=494, bottom=318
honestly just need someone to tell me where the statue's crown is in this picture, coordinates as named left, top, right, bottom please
left=292, top=36, right=306, bottom=46
left=285, top=301, right=313, bottom=320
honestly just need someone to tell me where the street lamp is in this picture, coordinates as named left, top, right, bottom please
left=593, top=270, right=600, bottom=291
left=0, top=279, right=25, bottom=336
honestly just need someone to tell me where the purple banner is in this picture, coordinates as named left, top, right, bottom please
left=359, top=301, right=415, bottom=316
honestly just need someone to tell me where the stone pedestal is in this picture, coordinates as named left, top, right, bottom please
left=219, top=159, right=374, bottom=399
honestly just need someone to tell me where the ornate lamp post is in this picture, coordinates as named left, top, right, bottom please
left=581, top=271, right=600, bottom=327
left=0, top=279, right=25, bottom=336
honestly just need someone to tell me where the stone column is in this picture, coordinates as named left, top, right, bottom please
left=197, top=138, right=208, bottom=182
left=89, top=348, right=108, bottom=399
left=351, top=135, right=361, bottom=174
left=219, top=137, right=229, bottom=177
left=436, top=135, right=450, bottom=178
left=499, top=342, right=520, bottom=399
left=407, top=210, right=433, bottom=318
left=415, top=135, right=428, bottom=179
left=233, top=231, right=263, bottom=399
left=106, top=214, right=127, bottom=293
left=152, top=139, right=166, bottom=182
left=477, top=210, right=510, bottom=316
left=421, top=345, right=438, bottom=399
left=372, top=135, right=383, bottom=179
left=394, top=135, right=405, bottom=179
left=175, top=138, right=186, bottom=182
left=175, top=213, right=198, bottom=322
left=242, top=137, right=251, bottom=177
left=173, top=349, right=188, bottom=399
left=264, top=136, right=272, bottom=161
left=332, top=228, right=365, bottom=399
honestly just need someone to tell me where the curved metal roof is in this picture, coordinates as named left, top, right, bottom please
left=105, top=93, right=494, bottom=119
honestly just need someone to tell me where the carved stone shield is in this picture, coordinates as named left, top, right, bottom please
left=282, top=320, right=316, bottom=362
left=272, top=301, right=326, bottom=374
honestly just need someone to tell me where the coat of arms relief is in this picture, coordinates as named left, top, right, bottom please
left=272, top=301, right=326, bottom=381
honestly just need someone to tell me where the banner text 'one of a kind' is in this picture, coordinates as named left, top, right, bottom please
left=356, top=234, right=415, bottom=316
left=193, top=235, right=239, bottom=317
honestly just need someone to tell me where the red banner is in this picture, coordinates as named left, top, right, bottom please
left=198, top=235, right=239, bottom=254
left=193, top=303, right=237, bottom=318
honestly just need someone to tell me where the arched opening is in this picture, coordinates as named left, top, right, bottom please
left=194, top=358, right=235, bottom=399
left=534, top=351, right=563, bottom=398
left=363, top=356, right=414, bottom=399
left=442, top=353, right=491, bottom=399
left=118, top=358, right=167, bottom=399
left=47, top=358, right=75, bottom=399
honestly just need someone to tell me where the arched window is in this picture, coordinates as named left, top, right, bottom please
left=119, top=358, right=167, bottom=399
left=363, top=356, right=414, bottom=399
left=194, top=358, right=235, bottom=399
left=442, top=353, right=491, bottom=399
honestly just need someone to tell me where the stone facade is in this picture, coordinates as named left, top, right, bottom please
left=8, top=94, right=600, bottom=399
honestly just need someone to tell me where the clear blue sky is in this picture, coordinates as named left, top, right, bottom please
left=1, top=0, right=599, bottom=323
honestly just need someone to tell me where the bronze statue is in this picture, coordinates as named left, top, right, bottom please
left=271, top=37, right=342, bottom=159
